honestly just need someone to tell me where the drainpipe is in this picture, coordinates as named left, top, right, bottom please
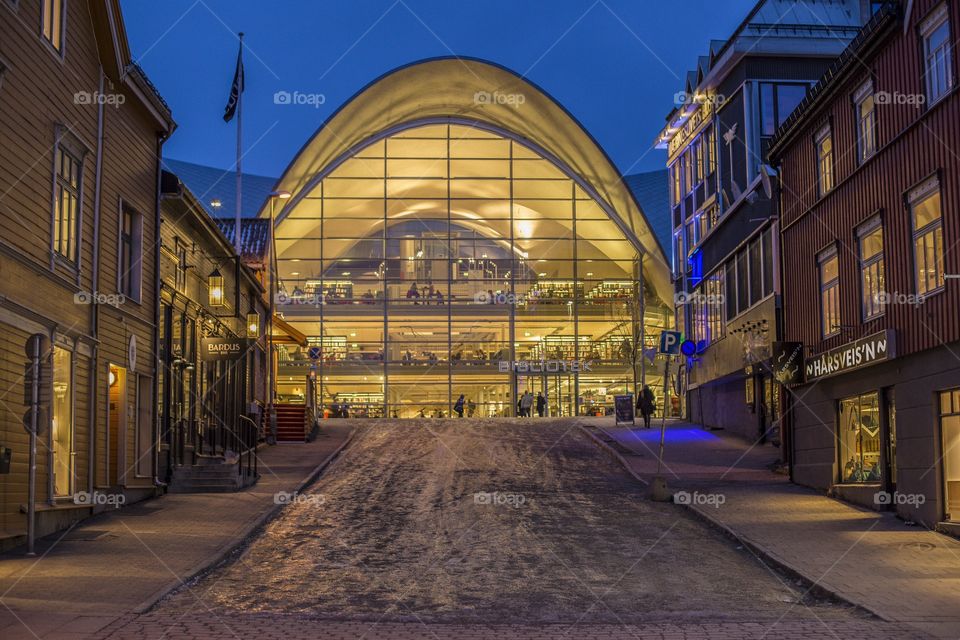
left=153, top=133, right=165, bottom=489
left=89, top=66, right=106, bottom=496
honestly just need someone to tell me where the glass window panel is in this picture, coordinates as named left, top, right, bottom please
left=387, top=138, right=448, bottom=158
left=515, top=199, right=573, bottom=219
left=386, top=158, right=447, bottom=178
left=450, top=179, right=510, bottom=199
left=328, top=157, right=384, bottom=179
left=386, top=178, right=447, bottom=199
left=450, top=159, right=510, bottom=178
left=913, top=191, right=942, bottom=230
left=323, top=178, right=384, bottom=198
left=838, top=392, right=882, bottom=483
left=513, top=179, right=573, bottom=199
left=577, top=219, right=624, bottom=239
left=322, top=198, right=385, bottom=217
left=512, top=159, right=566, bottom=180
left=449, top=139, right=510, bottom=158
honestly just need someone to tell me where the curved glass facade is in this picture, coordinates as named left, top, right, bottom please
left=274, top=122, right=671, bottom=417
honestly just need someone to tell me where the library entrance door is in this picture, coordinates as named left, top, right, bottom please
left=517, top=374, right=576, bottom=417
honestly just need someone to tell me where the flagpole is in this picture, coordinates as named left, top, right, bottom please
left=235, top=32, right=244, bottom=253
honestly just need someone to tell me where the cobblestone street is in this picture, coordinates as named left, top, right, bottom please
left=139, top=420, right=915, bottom=638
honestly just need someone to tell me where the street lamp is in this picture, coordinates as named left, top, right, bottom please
left=246, top=311, right=260, bottom=339
left=208, top=268, right=225, bottom=307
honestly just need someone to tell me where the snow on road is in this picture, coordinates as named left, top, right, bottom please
left=162, top=419, right=867, bottom=624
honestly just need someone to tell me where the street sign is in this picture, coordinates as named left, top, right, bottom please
left=308, top=346, right=322, bottom=360
left=658, top=331, right=682, bottom=355
left=679, top=340, right=697, bottom=357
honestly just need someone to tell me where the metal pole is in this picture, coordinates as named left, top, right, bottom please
left=26, top=336, right=40, bottom=556
left=234, top=33, right=244, bottom=252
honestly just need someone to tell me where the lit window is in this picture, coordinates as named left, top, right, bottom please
left=41, top=0, right=65, bottom=52
left=838, top=392, right=882, bottom=483
left=705, top=127, right=717, bottom=175
left=52, top=346, right=73, bottom=496
left=119, top=203, right=143, bottom=302
left=815, top=125, right=834, bottom=196
left=909, top=178, right=945, bottom=296
left=819, top=247, right=840, bottom=338
left=853, top=80, right=877, bottom=163
left=670, top=161, right=681, bottom=206
left=683, top=148, right=693, bottom=194
left=857, top=218, right=885, bottom=320
left=53, top=144, right=81, bottom=263
left=921, top=4, right=953, bottom=105
left=694, top=139, right=703, bottom=186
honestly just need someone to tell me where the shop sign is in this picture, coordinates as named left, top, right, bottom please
left=771, top=342, right=804, bottom=385
left=804, top=331, right=894, bottom=382
left=201, top=337, right=249, bottom=362
left=498, top=360, right=593, bottom=374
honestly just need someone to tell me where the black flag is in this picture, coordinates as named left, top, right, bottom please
left=223, top=42, right=244, bottom=122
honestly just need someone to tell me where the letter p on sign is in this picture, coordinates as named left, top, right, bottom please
left=659, top=331, right=682, bottom=355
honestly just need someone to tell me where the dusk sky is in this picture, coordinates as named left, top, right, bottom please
left=121, top=0, right=756, bottom=179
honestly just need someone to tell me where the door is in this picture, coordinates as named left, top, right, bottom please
left=940, top=388, right=960, bottom=521
left=107, top=365, right=127, bottom=486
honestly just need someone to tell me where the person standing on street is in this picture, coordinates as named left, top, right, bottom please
left=637, top=385, right=656, bottom=429
left=454, top=394, right=465, bottom=418
left=536, top=392, right=546, bottom=417
left=520, top=391, right=534, bottom=417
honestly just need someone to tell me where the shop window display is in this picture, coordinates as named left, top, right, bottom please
left=838, top=391, right=881, bottom=483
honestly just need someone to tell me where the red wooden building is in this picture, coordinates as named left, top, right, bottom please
left=770, top=0, right=960, bottom=530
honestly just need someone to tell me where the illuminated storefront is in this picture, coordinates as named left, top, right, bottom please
left=266, top=59, right=673, bottom=417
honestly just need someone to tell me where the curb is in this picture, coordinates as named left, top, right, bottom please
left=578, top=425, right=885, bottom=620
left=131, top=428, right=357, bottom=614
left=578, top=425, right=649, bottom=486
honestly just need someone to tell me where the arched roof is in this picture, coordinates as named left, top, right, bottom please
left=265, top=57, right=672, bottom=307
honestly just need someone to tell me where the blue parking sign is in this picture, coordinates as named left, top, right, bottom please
left=659, top=331, right=682, bottom=355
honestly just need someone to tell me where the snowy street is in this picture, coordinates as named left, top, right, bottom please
left=161, top=420, right=869, bottom=627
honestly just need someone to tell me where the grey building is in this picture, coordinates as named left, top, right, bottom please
left=655, top=0, right=871, bottom=442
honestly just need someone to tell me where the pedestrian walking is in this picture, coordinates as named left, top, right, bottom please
left=520, top=391, right=534, bottom=417
left=454, top=394, right=465, bottom=418
left=467, top=398, right=476, bottom=417
left=637, top=385, right=656, bottom=429
left=536, top=392, right=546, bottom=417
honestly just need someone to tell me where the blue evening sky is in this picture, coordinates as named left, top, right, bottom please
left=121, top=0, right=756, bottom=178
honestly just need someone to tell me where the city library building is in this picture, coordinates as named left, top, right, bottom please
left=265, top=59, right=674, bottom=418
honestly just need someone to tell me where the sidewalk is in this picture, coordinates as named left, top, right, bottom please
left=583, top=419, right=960, bottom=639
left=0, top=424, right=355, bottom=639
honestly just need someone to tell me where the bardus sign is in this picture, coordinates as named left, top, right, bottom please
left=804, top=331, right=894, bottom=382
left=201, top=337, right=250, bottom=362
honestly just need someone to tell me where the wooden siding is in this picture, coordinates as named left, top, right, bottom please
left=779, top=0, right=960, bottom=357
left=0, top=0, right=166, bottom=540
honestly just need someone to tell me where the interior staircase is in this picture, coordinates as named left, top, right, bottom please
left=274, top=403, right=309, bottom=442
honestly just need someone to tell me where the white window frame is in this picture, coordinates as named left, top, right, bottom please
left=818, top=247, right=841, bottom=339
left=118, top=199, right=144, bottom=303
left=908, top=176, right=945, bottom=297
left=920, top=3, right=954, bottom=105
left=853, top=79, right=877, bottom=164
left=857, top=216, right=885, bottom=321
left=40, top=0, right=67, bottom=56
left=815, top=124, right=834, bottom=197
left=51, top=130, right=85, bottom=267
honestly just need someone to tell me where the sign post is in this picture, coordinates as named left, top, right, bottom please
left=650, top=331, right=681, bottom=502
left=614, top=395, right=635, bottom=427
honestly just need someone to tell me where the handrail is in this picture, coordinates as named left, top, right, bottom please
left=238, top=415, right=259, bottom=478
